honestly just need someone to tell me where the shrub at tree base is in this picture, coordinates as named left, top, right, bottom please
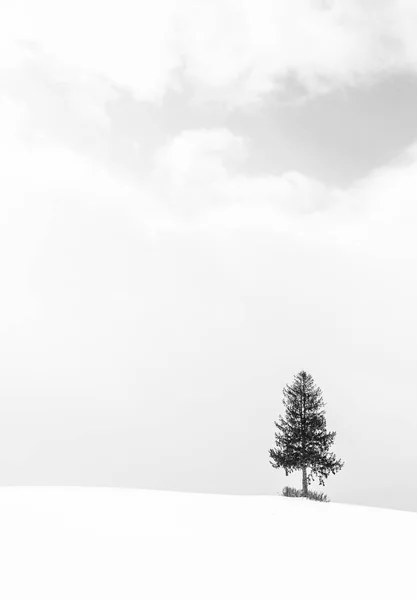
left=282, top=486, right=330, bottom=503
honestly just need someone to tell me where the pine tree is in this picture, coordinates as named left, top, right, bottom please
left=269, top=370, right=344, bottom=496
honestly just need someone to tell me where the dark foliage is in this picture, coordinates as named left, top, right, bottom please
left=270, top=371, right=344, bottom=494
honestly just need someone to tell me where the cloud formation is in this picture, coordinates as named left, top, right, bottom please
left=4, top=0, right=417, bottom=106
left=148, top=126, right=417, bottom=259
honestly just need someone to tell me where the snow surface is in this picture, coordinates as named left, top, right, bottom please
left=0, top=487, right=415, bottom=599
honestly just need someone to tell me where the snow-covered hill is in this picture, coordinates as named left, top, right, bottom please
left=0, top=487, right=415, bottom=599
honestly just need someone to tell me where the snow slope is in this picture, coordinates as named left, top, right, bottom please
left=0, top=487, right=415, bottom=599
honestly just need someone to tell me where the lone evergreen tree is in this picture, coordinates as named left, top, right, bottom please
left=269, top=370, right=343, bottom=497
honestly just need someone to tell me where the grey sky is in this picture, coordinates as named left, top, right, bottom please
left=1, top=0, right=417, bottom=512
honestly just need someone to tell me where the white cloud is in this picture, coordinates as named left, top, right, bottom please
left=1, top=0, right=181, bottom=103
left=4, top=0, right=417, bottom=105
left=148, top=127, right=417, bottom=259
left=175, top=0, right=417, bottom=103
left=153, top=129, right=248, bottom=186
left=2, top=81, right=415, bottom=263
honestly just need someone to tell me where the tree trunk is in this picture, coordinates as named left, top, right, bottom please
left=302, top=467, right=308, bottom=496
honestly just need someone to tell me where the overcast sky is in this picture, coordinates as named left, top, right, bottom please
left=1, top=0, right=417, bottom=512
